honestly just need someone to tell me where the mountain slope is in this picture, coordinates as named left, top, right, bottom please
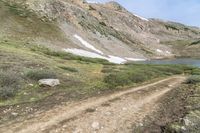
left=0, top=0, right=200, bottom=63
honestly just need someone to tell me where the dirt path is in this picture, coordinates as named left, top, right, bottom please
left=0, top=76, right=186, bottom=133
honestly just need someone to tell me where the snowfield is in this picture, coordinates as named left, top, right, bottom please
left=107, top=55, right=127, bottom=64
left=63, top=48, right=127, bottom=64
left=66, top=34, right=148, bottom=64
left=63, top=48, right=149, bottom=64
left=156, top=49, right=163, bottom=53
left=74, top=34, right=104, bottom=55
left=63, top=48, right=105, bottom=59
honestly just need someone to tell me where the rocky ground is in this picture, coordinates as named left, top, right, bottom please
left=132, top=77, right=200, bottom=133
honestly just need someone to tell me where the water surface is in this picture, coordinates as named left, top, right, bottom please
left=138, top=58, right=200, bottom=67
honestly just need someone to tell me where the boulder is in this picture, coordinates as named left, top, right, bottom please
left=38, top=79, right=60, bottom=87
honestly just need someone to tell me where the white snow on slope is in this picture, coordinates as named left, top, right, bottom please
left=74, top=34, right=103, bottom=54
left=64, top=48, right=105, bottom=59
left=156, top=49, right=163, bottom=53
left=125, top=57, right=147, bottom=61
left=157, top=49, right=172, bottom=55
left=86, top=0, right=98, bottom=4
left=166, top=51, right=171, bottom=54
left=134, top=14, right=149, bottom=21
left=63, top=48, right=127, bottom=64
left=108, top=55, right=127, bottom=64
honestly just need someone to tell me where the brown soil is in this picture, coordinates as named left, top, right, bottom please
left=0, top=76, right=186, bottom=133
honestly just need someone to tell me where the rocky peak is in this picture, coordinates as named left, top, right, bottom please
left=104, top=1, right=125, bottom=11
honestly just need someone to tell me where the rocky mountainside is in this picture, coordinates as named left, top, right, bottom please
left=1, top=0, right=200, bottom=63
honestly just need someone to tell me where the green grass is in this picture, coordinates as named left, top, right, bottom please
left=0, top=40, right=199, bottom=107
left=0, top=0, right=67, bottom=43
left=59, top=66, right=78, bottom=72
left=103, top=64, right=193, bottom=89
left=26, top=69, right=57, bottom=81
left=186, top=75, right=200, bottom=84
left=190, top=40, right=200, bottom=46
left=191, top=68, right=200, bottom=75
left=0, top=40, right=105, bottom=105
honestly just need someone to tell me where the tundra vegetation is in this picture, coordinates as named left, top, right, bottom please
left=0, top=39, right=199, bottom=107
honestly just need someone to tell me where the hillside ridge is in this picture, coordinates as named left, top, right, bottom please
left=0, top=0, right=200, bottom=63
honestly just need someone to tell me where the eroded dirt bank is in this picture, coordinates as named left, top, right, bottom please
left=132, top=77, right=200, bottom=133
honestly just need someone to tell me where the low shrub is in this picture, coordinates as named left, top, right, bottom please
left=26, top=70, right=57, bottom=80
left=128, top=72, right=148, bottom=83
left=0, top=87, right=16, bottom=100
left=0, top=72, right=19, bottom=86
left=104, top=73, right=131, bottom=88
left=186, top=75, right=200, bottom=84
left=103, top=64, right=190, bottom=89
left=59, top=66, right=78, bottom=72
left=0, top=71, right=20, bottom=100
left=153, top=65, right=183, bottom=75
left=191, top=69, right=200, bottom=75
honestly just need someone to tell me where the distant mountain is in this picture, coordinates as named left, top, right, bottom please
left=0, top=0, right=200, bottom=63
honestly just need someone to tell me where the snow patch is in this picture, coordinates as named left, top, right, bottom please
left=166, top=51, right=171, bottom=54
left=156, top=49, right=163, bottom=53
left=134, top=14, right=149, bottom=21
left=63, top=48, right=105, bottom=59
left=125, top=57, right=147, bottom=61
left=108, top=55, right=127, bottom=64
left=63, top=48, right=126, bottom=64
left=73, top=34, right=103, bottom=54
left=86, top=0, right=99, bottom=4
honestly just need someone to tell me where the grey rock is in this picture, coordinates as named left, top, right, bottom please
left=38, top=79, right=60, bottom=87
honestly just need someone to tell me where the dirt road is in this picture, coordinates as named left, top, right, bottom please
left=0, top=76, right=186, bottom=133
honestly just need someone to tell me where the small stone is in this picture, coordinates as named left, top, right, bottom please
left=11, top=112, right=18, bottom=116
left=105, top=112, right=111, bottom=116
left=181, top=126, right=186, bottom=131
left=183, top=118, right=194, bottom=126
left=73, top=128, right=82, bottom=133
left=62, top=125, right=67, bottom=128
left=29, top=84, right=34, bottom=86
left=139, top=123, right=143, bottom=126
left=92, top=122, right=100, bottom=130
left=122, top=107, right=127, bottom=111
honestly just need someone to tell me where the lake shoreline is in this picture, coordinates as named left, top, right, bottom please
left=134, top=58, right=200, bottom=68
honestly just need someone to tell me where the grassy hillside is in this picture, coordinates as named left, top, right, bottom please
left=0, top=0, right=67, bottom=45
left=163, top=40, right=200, bottom=58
